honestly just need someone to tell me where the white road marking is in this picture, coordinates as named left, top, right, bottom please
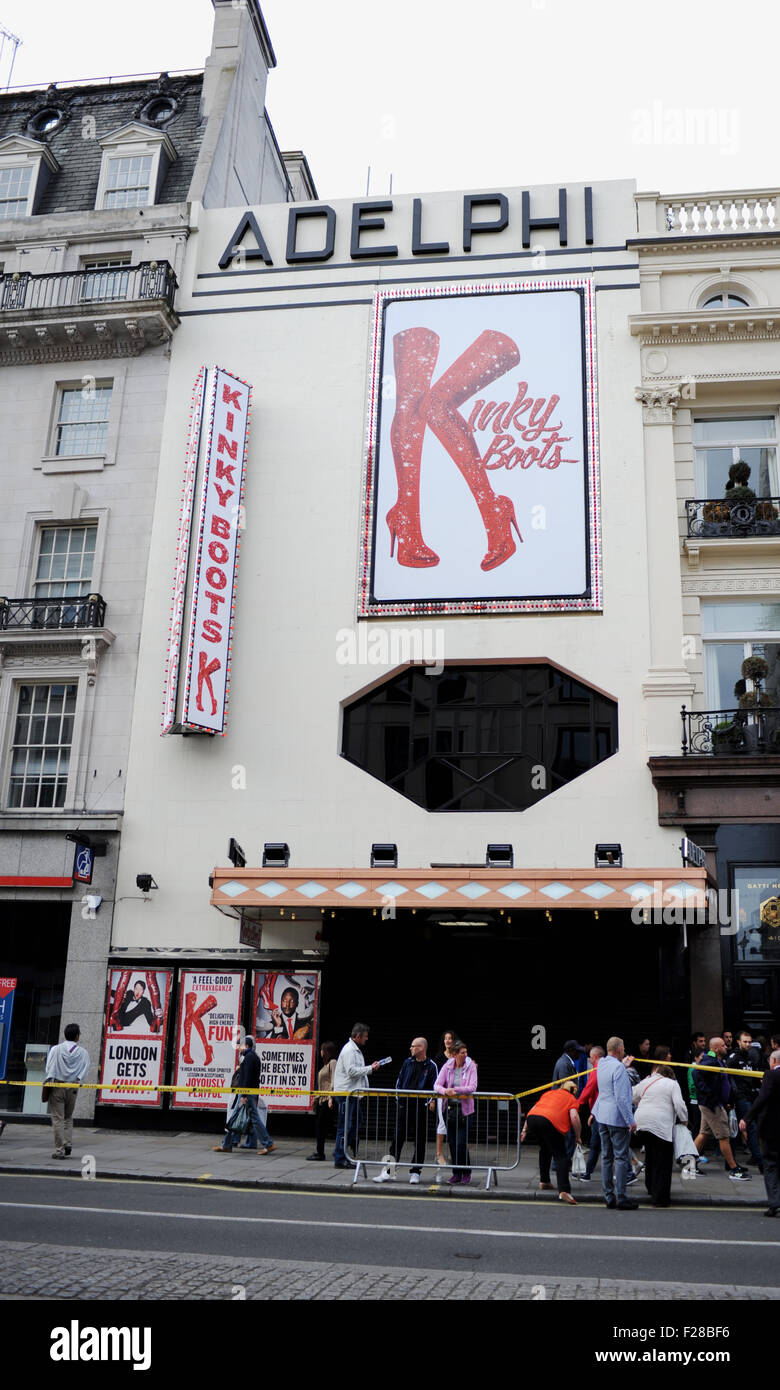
left=2, top=1201, right=778, bottom=1248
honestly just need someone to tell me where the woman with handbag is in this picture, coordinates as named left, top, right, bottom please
left=307, top=1041, right=339, bottom=1161
left=632, top=1057, right=688, bottom=1206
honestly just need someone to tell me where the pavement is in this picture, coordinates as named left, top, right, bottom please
left=0, top=1121, right=770, bottom=1205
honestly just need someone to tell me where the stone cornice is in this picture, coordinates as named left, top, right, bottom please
left=629, top=307, right=780, bottom=345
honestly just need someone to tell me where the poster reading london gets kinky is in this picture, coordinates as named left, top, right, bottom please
left=99, top=969, right=172, bottom=1107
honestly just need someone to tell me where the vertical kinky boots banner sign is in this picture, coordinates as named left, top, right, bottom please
left=358, top=278, right=600, bottom=615
left=99, top=969, right=172, bottom=1106
left=162, top=366, right=251, bottom=735
left=253, top=970, right=320, bottom=1112
left=171, top=969, right=243, bottom=1109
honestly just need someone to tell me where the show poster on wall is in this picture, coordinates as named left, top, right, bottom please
left=99, top=969, right=172, bottom=1106
left=358, top=278, right=600, bottom=616
left=253, top=970, right=320, bottom=1112
left=171, top=969, right=243, bottom=1110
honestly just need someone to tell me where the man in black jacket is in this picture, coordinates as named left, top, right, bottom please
left=373, top=1037, right=438, bottom=1185
left=728, top=1029, right=765, bottom=1169
left=213, top=1036, right=274, bottom=1155
left=740, top=1048, right=780, bottom=1216
left=693, top=1037, right=750, bottom=1181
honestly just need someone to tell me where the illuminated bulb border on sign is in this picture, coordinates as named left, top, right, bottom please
left=161, top=365, right=252, bottom=736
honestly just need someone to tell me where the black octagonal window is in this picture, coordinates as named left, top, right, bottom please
left=341, top=663, right=618, bottom=812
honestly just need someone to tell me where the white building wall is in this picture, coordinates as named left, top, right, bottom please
left=113, top=179, right=687, bottom=951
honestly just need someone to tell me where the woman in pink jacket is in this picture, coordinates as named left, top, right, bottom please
left=434, top=1040, right=478, bottom=1185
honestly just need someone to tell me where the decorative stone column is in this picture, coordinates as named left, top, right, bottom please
left=636, top=385, right=694, bottom=754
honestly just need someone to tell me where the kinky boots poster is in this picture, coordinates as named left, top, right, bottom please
left=359, top=277, right=600, bottom=615
left=99, top=969, right=172, bottom=1107
left=171, top=969, right=243, bottom=1110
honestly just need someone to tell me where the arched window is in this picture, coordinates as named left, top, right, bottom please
left=701, top=291, right=750, bottom=309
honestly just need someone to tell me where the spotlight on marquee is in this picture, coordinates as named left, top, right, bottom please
left=594, top=843, right=623, bottom=868
left=262, top=842, right=290, bottom=868
left=228, top=838, right=246, bottom=869
left=486, top=843, right=513, bottom=869
left=370, top=843, right=398, bottom=869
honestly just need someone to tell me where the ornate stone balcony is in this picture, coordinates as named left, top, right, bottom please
left=0, top=260, right=179, bottom=363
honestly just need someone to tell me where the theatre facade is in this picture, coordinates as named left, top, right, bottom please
left=98, top=173, right=751, bottom=1116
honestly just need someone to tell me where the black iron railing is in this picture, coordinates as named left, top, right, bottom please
left=0, top=594, right=106, bottom=631
left=686, top=497, right=780, bottom=538
left=0, top=261, right=177, bottom=315
left=681, top=704, right=780, bottom=755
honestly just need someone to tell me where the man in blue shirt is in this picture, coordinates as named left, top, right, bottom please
left=592, top=1035, right=638, bottom=1210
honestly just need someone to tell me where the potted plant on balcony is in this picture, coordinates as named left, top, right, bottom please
left=736, top=655, right=772, bottom=750
left=702, top=461, right=778, bottom=533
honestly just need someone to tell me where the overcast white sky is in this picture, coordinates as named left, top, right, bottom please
left=1, top=0, right=777, bottom=201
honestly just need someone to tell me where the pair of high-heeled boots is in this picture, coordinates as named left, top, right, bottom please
left=386, top=327, right=523, bottom=571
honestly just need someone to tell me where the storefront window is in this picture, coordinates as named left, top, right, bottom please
left=734, top=866, right=780, bottom=961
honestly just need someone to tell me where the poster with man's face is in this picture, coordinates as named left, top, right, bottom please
left=99, top=969, right=172, bottom=1106
left=358, top=278, right=599, bottom=615
left=253, top=971, right=320, bottom=1112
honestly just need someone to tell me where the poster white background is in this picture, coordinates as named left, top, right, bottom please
left=253, top=970, right=319, bottom=1112
left=172, top=969, right=242, bottom=1110
left=372, top=285, right=588, bottom=602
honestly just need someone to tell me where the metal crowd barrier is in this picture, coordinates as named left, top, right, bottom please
left=343, top=1089, right=521, bottom=1189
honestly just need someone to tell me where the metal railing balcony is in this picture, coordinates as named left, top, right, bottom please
left=685, top=497, right=780, bottom=539
left=0, top=594, right=107, bottom=631
left=681, top=704, right=780, bottom=756
left=0, top=261, right=176, bottom=314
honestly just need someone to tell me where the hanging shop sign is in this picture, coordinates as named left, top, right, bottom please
left=0, top=978, right=17, bottom=1080
left=161, top=366, right=251, bottom=735
left=253, top=969, right=320, bottom=1113
left=98, top=969, right=172, bottom=1107
left=171, top=969, right=243, bottom=1110
left=357, top=277, right=600, bottom=616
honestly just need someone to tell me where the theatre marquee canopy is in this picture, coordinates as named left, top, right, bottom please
left=210, top=866, right=708, bottom=919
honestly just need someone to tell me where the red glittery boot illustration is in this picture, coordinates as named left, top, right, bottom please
left=182, top=991, right=217, bottom=1065
left=426, top=330, right=524, bottom=570
left=109, top=970, right=132, bottom=1030
left=146, top=971, right=164, bottom=1033
left=387, top=327, right=440, bottom=567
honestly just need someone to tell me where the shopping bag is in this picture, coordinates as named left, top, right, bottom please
left=673, top=1122, right=698, bottom=1160
left=728, top=1109, right=738, bottom=1139
left=571, top=1143, right=588, bottom=1176
left=227, top=1100, right=252, bottom=1135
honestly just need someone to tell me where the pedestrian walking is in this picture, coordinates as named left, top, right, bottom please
left=44, top=1023, right=90, bottom=1159
left=592, top=1036, right=638, bottom=1209
left=692, top=1037, right=750, bottom=1181
left=522, top=1078, right=581, bottom=1205
left=213, top=1035, right=274, bottom=1154
left=632, top=1060, right=688, bottom=1206
left=739, top=1048, right=780, bottom=1217
left=434, top=1039, right=478, bottom=1186
left=374, top=1037, right=438, bottom=1184
left=307, top=1041, right=338, bottom=1162
left=332, top=1023, right=381, bottom=1168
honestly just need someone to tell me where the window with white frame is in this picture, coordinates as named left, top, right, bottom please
left=102, top=154, right=153, bottom=209
left=0, top=164, right=33, bottom=218
left=700, top=291, right=750, bottom=309
left=80, top=255, right=131, bottom=302
left=8, top=682, right=77, bottom=808
left=701, top=600, right=780, bottom=709
left=55, top=384, right=112, bottom=457
left=33, top=525, right=97, bottom=598
left=693, top=416, right=778, bottom=498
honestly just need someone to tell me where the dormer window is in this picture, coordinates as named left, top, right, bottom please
left=95, top=122, right=177, bottom=213
left=103, top=154, right=154, bottom=209
left=0, top=134, right=59, bottom=219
